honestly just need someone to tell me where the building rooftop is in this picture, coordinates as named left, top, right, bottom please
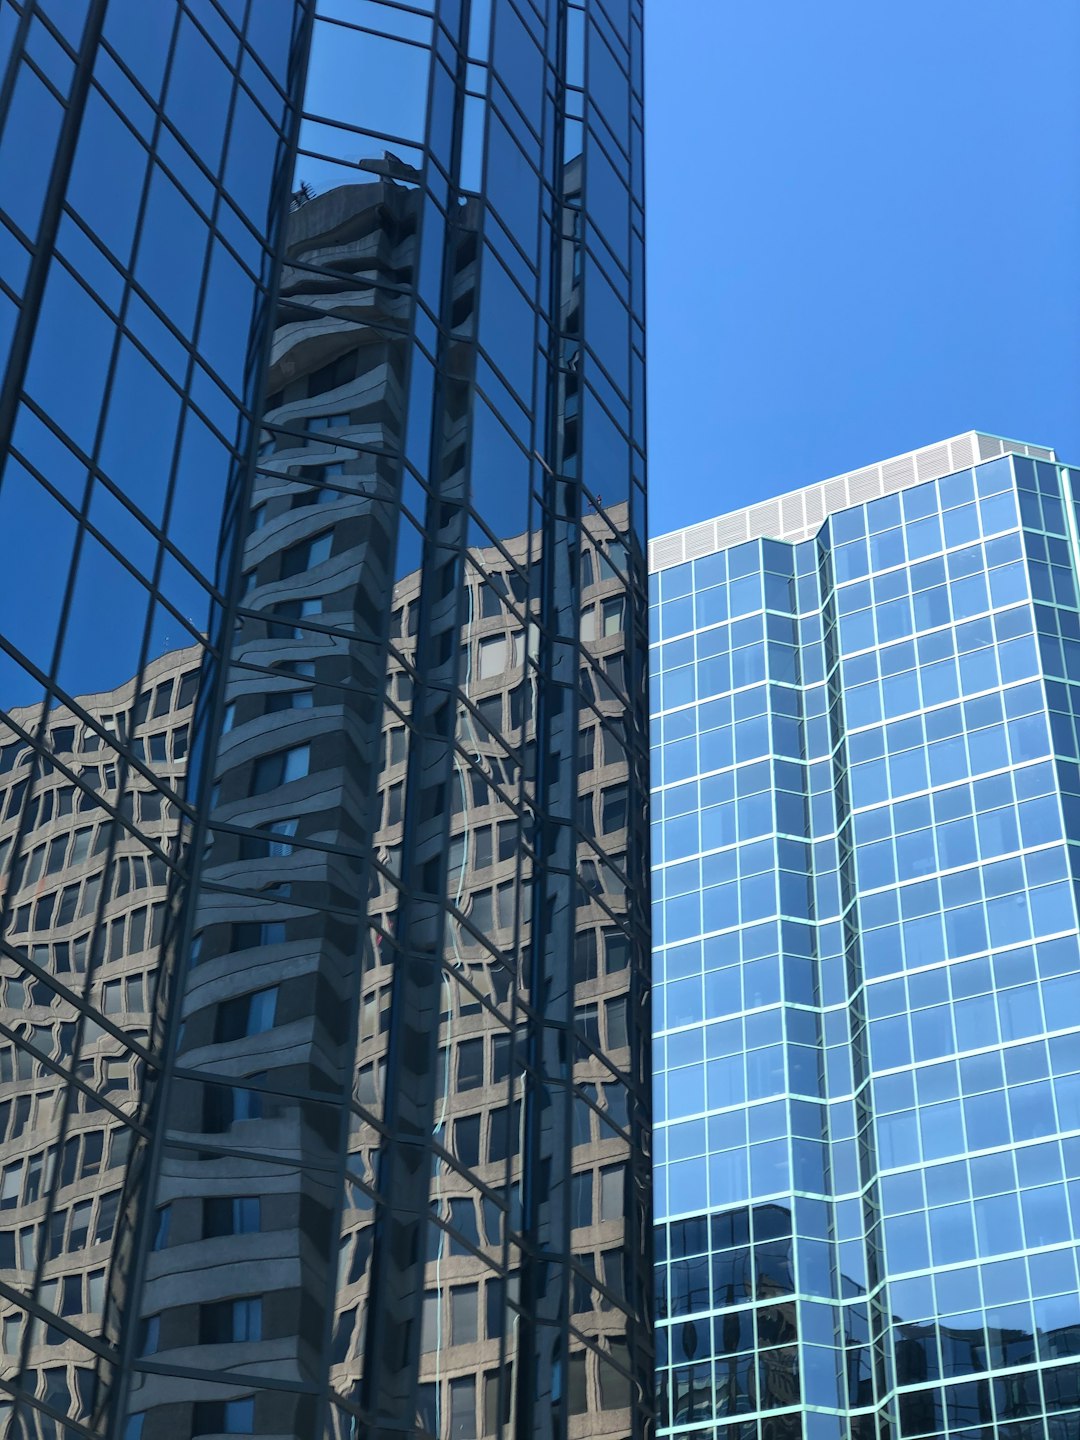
left=649, top=431, right=1056, bottom=573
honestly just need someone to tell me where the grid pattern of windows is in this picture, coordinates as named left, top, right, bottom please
left=0, top=1, right=303, bottom=1431
left=2, top=2, right=649, bottom=1438
left=0, top=3, right=654, bottom=1440
left=651, top=452, right=1080, bottom=1440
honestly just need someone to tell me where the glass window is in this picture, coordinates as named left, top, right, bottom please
left=305, top=21, right=431, bottom=143
left=0, top=63, right=63, bottom=242
left=281, top=529, right=333, bottom=578
left=99, top=339, right=181, bottom=522
left=165, top=14, right=232, bottom=170
left=578, top=728, right=595, bottom=773
left=55, top=885, right=79, bottom=927
left=567, top=1351, right=589, bottom=1415
left=134, top=165, right=208, bottom=332
left=69, top=1200, right=92, bottom=1249
left=216, top=987, right=278, bottom=1042
left=151, top=1205, right=171, bottom=1251
left=449, top=1375, right=477, bottom=1439
left=140, top=791, right=162, bottom=823
left=199, top=1296, right=262, bottom=1343
left=479, top=635, right=509, bottom=679
left=600, top=1165, right=624, bottom=1221
left=251, top=745, right=310, bottom=794
left=470, top=889, right=493, bottom=933
left=457, top=1038, right=484, bottom=1091
left=571, top=1171, right=593, bottom=1229
left=605, top=930, right=630, bottom=971
left=138, top=1315, right=160, bottom=1356
left=420, top=1292, right=440, bottom=1353
left=478, top=244, right=534, bottom=401
left=602, top=783, right=628, bottom=833
left=454, top=1113, right=481, bottom=1169
left=606, top=995, right=629, bottom=1049
left=192, top=1399, right=256, bottom=1436
left=451, top=1284, right=478, bottom=1346
left=204, top=1197, right=260, bottom=1238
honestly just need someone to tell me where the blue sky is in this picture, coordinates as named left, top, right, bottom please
left=645, top=0, right=1080, bottom=537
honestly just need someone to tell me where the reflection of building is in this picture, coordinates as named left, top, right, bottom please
left=114, top=135, right=649, bottom=1432
left=650, top=434, right=1080, bottom=1439
left=1, top=4, right=649, bottom=1434
left=0, top=7, right=305, bottom=1432
left=0, top=649, right=200, bottom=1419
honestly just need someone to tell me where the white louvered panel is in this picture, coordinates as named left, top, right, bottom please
left=780, top=492, right=803, bottom=539
left=882, top=455, right=915, bottom=492
left=1029, top=445, right=1054, bottom=461
left=949, top=434, right=975, bottom=470
left=822, top=478, right=847, bottom=515
left=714, top=512, right=748, bottom=549
left=683, top=521, right=716, bottom=560
left=651, top=534, right=684, bottom=570
left=745, top=501, right=778, bottom=541
left=977, top=435, right=1004, bottom=459
left=803, top=488, right=826, bottom=530
left=848, top=467, right=883, bottom=504
left=916, top=444, right=949, bottom=481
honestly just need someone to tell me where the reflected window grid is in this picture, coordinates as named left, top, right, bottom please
left=0, top=0, right=645, bottom=1436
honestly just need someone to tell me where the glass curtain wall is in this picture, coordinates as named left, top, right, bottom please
left=0, top=2, right=304, bottom=1433
left=0, top=1, right=649, bottom=1438
left=651, top=455, right=1080, bottom=1440
left=31, top=2, right=650, bottom=1440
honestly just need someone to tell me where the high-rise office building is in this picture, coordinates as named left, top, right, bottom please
left=650, top=434, right=1080, bottom=1440
left=0, top=3, right=649, bottom=1437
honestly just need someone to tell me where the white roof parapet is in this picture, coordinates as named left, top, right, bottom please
left=649, top=431, right=1057, bottom=574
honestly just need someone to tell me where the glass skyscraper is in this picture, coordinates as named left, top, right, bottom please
left=650, top=433, right=1080, bottom=1440
left=0, top=3, right=650, bottom=1437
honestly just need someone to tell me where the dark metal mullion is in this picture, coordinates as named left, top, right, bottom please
left=14, top=749, right=161, bottom=1385
left=28, top=182, right=260, bottom=600
left=0, top=938, right=158, bottom=1071
left=2, top=1384, right=96, bottom=1438
left=7, top=424, right=208, bottom=664
left=353, top=0, right=479, bottom=1430
left=510, top=0, right=584, bottom=1429
left=124, top=1357, right=318, bottom=1398
left=89, top=0, right=251, bottom=1163
left=0, top=692, right=195, bottom=834
left=0, top=0, right=113, bottom=976
left=15, top=680, right=189, bottom=1388
left=165, top=1061, right=364, bottom=1116
left=0, top=0, right=34, bottom=141
left=2, top=0, right=190, bottom=1049
left=101, top=0, right=320, bottom=1429
left=0, top=1015, right=149, bottom=1137
left=0, top=0, right=108, bottom=497
left=0, top=15, right=119, bottom=1402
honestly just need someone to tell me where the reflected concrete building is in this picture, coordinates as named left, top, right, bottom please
left=0, top=649, right=200, bottom=1421
left=0, top=3, right=649, bottom=1438
left=118, top=156, right=649, bottom=1438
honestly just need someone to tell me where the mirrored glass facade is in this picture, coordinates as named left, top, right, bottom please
left=651, top=444, right=1080, bottom=1440
left=0, top=2, right=649, bottom=1436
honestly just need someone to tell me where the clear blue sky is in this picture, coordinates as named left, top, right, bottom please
left=645, top=0, right=1080, bottom=537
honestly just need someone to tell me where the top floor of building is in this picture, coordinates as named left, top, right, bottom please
left=649, top=432, right=1059, bottom=573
